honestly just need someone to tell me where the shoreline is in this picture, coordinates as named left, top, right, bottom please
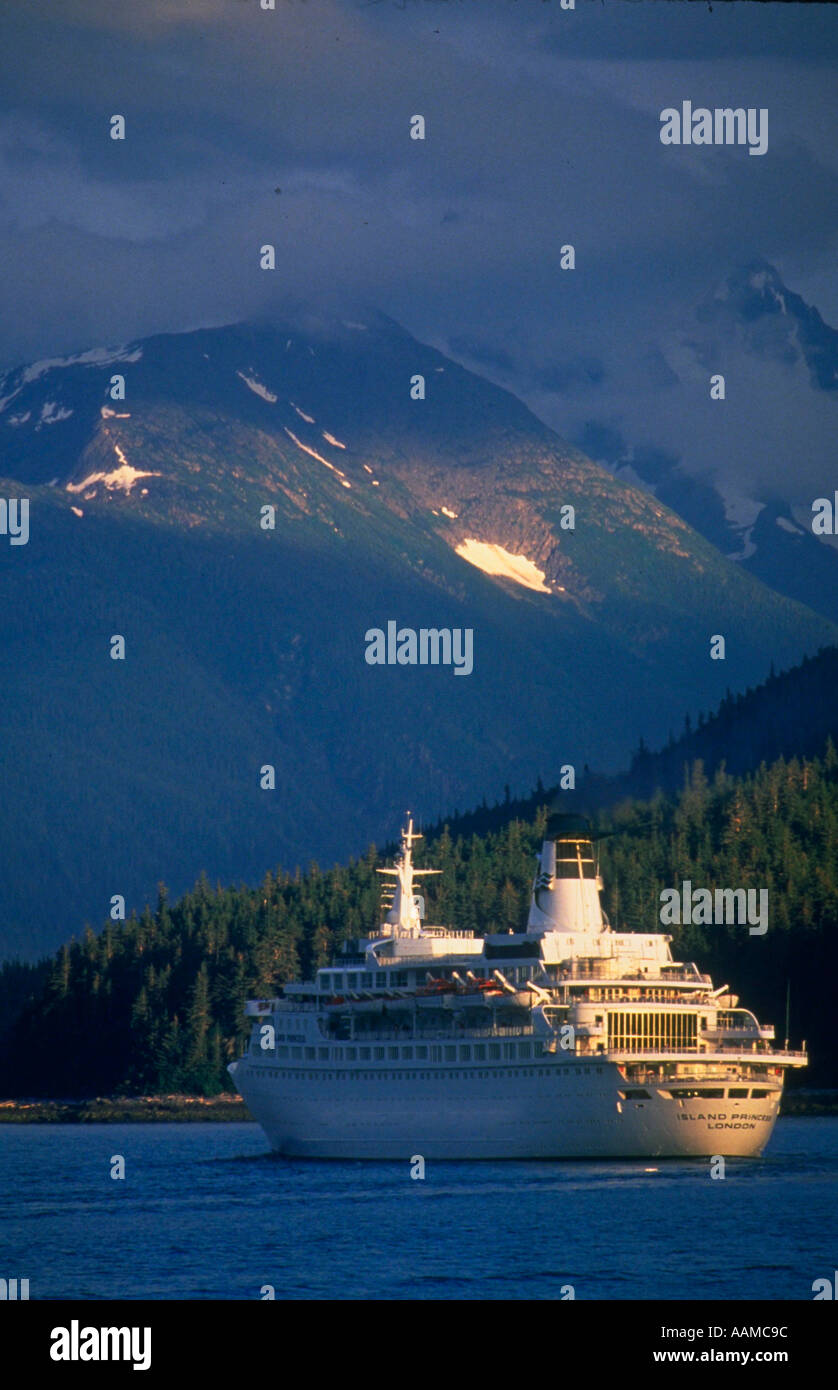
left=0, top=1090, right=837, bottom=1123
left=0, top=1094, right=248, bottom=1123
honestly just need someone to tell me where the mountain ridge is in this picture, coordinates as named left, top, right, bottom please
left=1, top=314, right=835, bottom=960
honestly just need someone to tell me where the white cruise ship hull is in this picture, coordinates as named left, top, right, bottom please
left=230, top=814, right=804, bottom=1160
left=229, top=1059, right=781, bottom=1159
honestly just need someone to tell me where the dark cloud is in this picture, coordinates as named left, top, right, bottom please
left=0, top=0, right=836, bottom=515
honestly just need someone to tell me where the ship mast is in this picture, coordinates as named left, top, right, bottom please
left=376, top=814, right=441, bottom=937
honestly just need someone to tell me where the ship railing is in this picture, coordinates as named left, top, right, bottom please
left=619, top=1066, right=790, bottom=1084
left=705, top=1024, right=775, bottom=1039
left=603, top=1046, right=807, bottom=1059
left=550, top=964, right=711, bottom=984
left=336, top=1025, right=536, bottom=1043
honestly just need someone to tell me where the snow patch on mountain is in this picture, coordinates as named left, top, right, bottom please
left=283, top=426, right=348, bottom=480
left=291, top=402, right=315, bottom=423
left=322, top=430, right=345, bottom=449
left=236, top=371, right=277, bottom=403
left=40, top=401, right=73, bottom=425
left=66, top=443, right=160, bottom=496
left=776, top=516, right=805, bottom=535
left=21, top=345, right=142, bottom=385
left=455, top=539, right=550, bottom=593
left=719, top=490, right=766, bottom=561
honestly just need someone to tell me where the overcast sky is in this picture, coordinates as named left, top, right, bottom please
left=1, top=0, right=836, bottom=504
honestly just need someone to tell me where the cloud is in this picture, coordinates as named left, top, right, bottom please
left=0, top=0, right=836, bottom=530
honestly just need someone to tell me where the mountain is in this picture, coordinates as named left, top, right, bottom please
left=563, top=263, right=838, bottom=623
left=1, top=314, right=836, bottom=960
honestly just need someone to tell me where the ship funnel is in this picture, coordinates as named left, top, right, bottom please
left=527, top=814, right=606, bottom=935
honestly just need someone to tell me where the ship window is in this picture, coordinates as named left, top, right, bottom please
left=460, top=1046, right=471, bottom=1061
left=318, top=1048, right=329, bottom=1060
left=375, top=1048, right=385, bottom=1060
left=668, top=1087, right=724, bottom=1099
left=305, top=1048, right=315, bottom=1060
left=388, top=1047, right=399, bottom=1060
left=346, top=1048, right=356, bottom=1061
left=347, top=974, right=358, bottom=989
left=474, top=1045, right=486, bottom=1060
left=444, top=1046, right=456, bottom=1062
left=331, top=974, right=343, bottom=990
left=361, top=973, right=373, bottom=988
left=359, top=1047, right=371, bottom=1060
left=402, top=1047, right=413, bottom=1060
left=276, top=1046, right=288, bottom=1058
left=752, top=1089, right=771, bottom=1098
left=392, top=971, right=408, bottom=987
left=519, top=1044, right=531, bottom=1058
left=430, top=1046, right=442, bottom=1062
left=729, top=1088, right=749, bottom=1098
left=489, top=1044, right=501, bottom=1059
left=416, top=1046, right=428, bottom=1060
left=292, top=1047, right=302, bottom=1059
left=607, top=1010, right=698, bottom=1053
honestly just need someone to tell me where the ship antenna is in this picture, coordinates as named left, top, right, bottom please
left=784, top=979, right=791, bottom=1051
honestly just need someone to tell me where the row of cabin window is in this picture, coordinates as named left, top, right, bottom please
left=256, top=1066, right=607, bottom=1081
left=254, top=1041, right=556, bottom=1062
left=319, top=966, right=534, bottom=991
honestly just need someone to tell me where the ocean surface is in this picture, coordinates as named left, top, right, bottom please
left=2, top=1118, right=836, bottom=1301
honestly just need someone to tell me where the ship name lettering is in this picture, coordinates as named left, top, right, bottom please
left=679, top=1113, right=765, bottom=1124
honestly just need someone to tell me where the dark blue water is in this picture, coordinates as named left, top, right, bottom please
left=2, top=1118, right=836, bottom=1300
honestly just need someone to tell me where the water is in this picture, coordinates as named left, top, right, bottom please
left=2, top=1118, right=836, bottom=1300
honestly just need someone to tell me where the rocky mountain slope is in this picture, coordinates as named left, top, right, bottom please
left=1, top=314, right=834, bottom=958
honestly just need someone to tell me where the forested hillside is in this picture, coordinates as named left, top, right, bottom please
left=587, top=645, right=838, bottom=806
left=2, top=743, right=836, bottom=1095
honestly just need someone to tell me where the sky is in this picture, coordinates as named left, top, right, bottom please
left=1, top=0, right=837, bottom=508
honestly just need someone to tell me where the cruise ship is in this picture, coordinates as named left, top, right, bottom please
left=229, top=814, right=807, bottom=1158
